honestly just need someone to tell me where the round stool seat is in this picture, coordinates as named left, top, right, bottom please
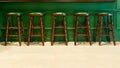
left=7, top=12, right=22, bottom=16
left=98, top=12, right=112, bottom=16
left=29, top=12, right=43, bottom=16
left=75, top=12, right=89, bottom=16
left=53, top=12, right=66, bottom=16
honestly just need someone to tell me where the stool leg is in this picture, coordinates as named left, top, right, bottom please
left=86, top=16, right=92, bottom=45
left=63, top=16, right=68, bottom=45
left=51, top=16, right=56, bottom=45
left=107, top=16, right=111, bottom=43
left=99, top=16, right=103, bottom=45
left=27, top=16, right=32, bottom=46
left=9, top=16, right=12, bottom=42
left=40, top=16, right=44, bottom=46
left=5, top=16, right=10, bottom=46
left=43, top=27, right=46, bottom=42
left=20, top=17, right=25, bottom=41
left=95, top=16, right=99, bottom=42
left=74, top=16, right=79, bottom=45
left=17, top=16, right=21, bottom=46
left=110, top=15, right=116, bottom=45
left=30, top=17, right=34, bottom=42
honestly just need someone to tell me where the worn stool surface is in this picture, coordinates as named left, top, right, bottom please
left=29, top=12, right=43, bottom=16
left=7, top=12, right=22, bottom=16
left=75, top=12, right=89, bottom=16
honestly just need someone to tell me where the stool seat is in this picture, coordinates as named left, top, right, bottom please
left=53, top=12, right=66, bottom=16
left=29, top=12, right=43, bottom=16
left=98, top=12, right=112, bottom=16
left=7, top=12, right=22, bottom=16
left=75, top=12, right=89, bottom=16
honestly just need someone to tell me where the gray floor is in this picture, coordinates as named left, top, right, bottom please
left=0, top=42, right=120, bottom=68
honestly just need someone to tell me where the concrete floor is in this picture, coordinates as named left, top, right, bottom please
left=0, top=42, right=120, bottom=68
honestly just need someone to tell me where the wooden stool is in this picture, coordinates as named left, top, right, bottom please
left=95, top=13, right=116, bottom=45
left=74, top=12, right=91, bottom=45
left=51, top=12, right=68, bottom=45
left=5, top=12, right=24, bottom=46
left=28, top=12, right=45, bottom=46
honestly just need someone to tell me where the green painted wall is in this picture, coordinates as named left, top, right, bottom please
left=0, top=1, right=119, bottom=42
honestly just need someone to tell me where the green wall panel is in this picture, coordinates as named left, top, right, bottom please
left=0, top=2, right=119, bottom=42
left=117, top=0, right=120, bottom=9
left=117, top=12, right=120, bottom=29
